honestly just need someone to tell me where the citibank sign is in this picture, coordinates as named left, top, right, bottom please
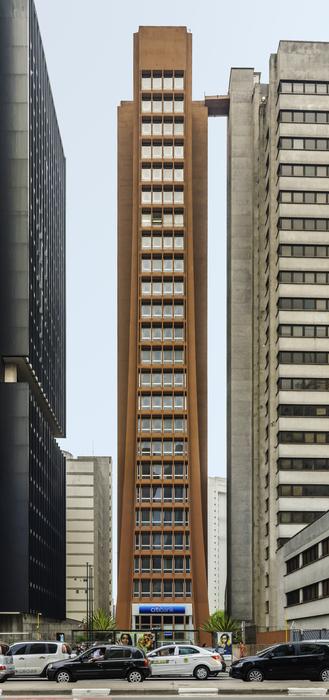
left=139, top=605, right=186, bottom=614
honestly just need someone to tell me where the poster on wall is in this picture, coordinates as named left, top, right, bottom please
left=216, top=631, right=233, bottom=660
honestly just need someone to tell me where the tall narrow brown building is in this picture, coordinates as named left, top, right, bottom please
left=117, top=26, right=209, bottom=637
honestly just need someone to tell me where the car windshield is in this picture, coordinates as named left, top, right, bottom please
left=257, top=645, right=277, bottom=657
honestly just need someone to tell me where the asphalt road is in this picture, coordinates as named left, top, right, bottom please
left=2, top=696, right=329, bottom=700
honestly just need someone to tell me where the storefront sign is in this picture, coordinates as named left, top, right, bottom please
left=139, top=604, right=186, bottom=614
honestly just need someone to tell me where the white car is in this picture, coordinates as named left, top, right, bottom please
left=147, top=643, right=223, bottom=680
left=7, top=641, right=71, bottom=677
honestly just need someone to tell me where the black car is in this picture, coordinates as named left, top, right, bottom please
left=46, top=645, right=151, bottom=683
left=230, top=642, right=329, bottom=682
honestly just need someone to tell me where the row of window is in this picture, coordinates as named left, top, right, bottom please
left=140, top=326, right=184, bottom=342
left=279, top=431, right=329, bottom=444
left=287, top=538, right=329, bottom=573
left=141, top=303, right=184, bottom=319
left=279, top=351, right=329, bottom=365
left=279, top=80, right=329, bottom=95
left=279, top=298, right=329, bottom=311
left=136, top=508, right=189, bottom=526
left=141, top=165, right=184, bottom=182
left=279, top=163, right=329, bottom=178
left=137, top=440, right=187, bottom=456
left=136, top=462, right=188, bottom=480
left=141, top=280, right=184, bottom=296
left=278, top=511, right=322, bottom=524
left=286, top=579, right=329, bottom=607
left=141, top=98, right=184, bottom=114
left=141, top=118, right=184, bottom=137
left=279, top=404, right=329, bottom=417
left=280, top=217, right=329, bottom=231
left=138, top=416, right=187, bottom=433
left=138, top=394, right=186, bottom=410
left=279, top=271, right=329, bottom=285
left=141, top=257, right=184, bottom=273
left=279, top=484, right=329, bottom=497
left=279, top=244, right=329, bottom=258
left=141, top=211, right=184, bottom=228
left=141, top=72, right=184, bottom=91
left=141, top=188, right=184, bottom=205
left=133, top=578, right=191, bottom=598
left=141, top=144, right=184, bottom=160
left=279, top=377, right=329, bottom=392
left=140, top=348, right=184, bottom=364
left=280, top=191, right=329, bottom=205
left=280, top=110, right=329, bottom=124
left=134, top=555, right=190, bottom=573
left=280, top=137, right=329, bottom=151
left=279, top=457, right=329, bottom=471
left=135, top=530, right=189, bottom=549
left=279, top=324, right=329, bottom=338
left=136, top=485, right=188, bottom=502
left=141, top=234, right=184, bottom=250
left=138, top=371, right=186, bottom=387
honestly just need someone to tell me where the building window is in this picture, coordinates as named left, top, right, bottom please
left=279, top=110, right=329, bottom=124
left=278, top=351, right=329, bottom=365
left=279, top=431, right=329, bottom=445
left=279, top=271, right=329, bottom=285
left=278, top=511, right=322, bottom=525
left=279, top=137, right=329, bottom=152
left=302, top=544, right=319, bottom=566
left=278, top=405, right=329, bottom=418
left=278, top=377, right=329, bottom=392
left=278, top=458, right=329, bottom=471
left=286, top=589, right=300, bottom=606
left=279, top=244, right=329, bottom=258
left=286, top=555, right=300, bottom=574
left=278, top=163, right=329, bottom=178
left=278, top=298, right=329, bottom=312
left=302, top=583, right=319, bottom=603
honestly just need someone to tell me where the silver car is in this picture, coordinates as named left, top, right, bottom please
left=0, top=654, right=15, bottom=682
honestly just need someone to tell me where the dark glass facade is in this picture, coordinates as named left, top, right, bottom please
left=0, top=0, right=66, bottom=619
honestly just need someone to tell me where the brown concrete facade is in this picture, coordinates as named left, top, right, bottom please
left=117, top=27, right=209, bottom=633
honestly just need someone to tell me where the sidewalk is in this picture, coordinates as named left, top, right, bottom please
left=1, top=678, right=329, bottom=695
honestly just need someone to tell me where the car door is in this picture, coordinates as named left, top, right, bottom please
left=97, top=647, right=128, bottom=678
left=266, top=644, right=297, bottom=679
left=73, top=648, right=105, bottom=679
left=295, top=643, right=328, bottom=679
left=8, top=644, right=29, bottom=675
left=175, top=646, right=201, bottom=676
left=24, top=643, right=49, bottom=675
left=148, top=646, right=177, bottom=675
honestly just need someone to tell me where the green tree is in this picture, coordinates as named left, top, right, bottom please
left=90, top=609, right=116, bottom=631
left=201, top=610, right=240, bottom=634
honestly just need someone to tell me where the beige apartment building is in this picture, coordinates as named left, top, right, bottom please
left=227, top=41, right=329, bottom=631
left=66, top=455, right=112, bottom=622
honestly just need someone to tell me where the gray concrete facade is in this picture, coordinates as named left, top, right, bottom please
left=227, top=42, right=329, bottom=631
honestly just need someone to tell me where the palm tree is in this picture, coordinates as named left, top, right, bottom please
left=90, top=609, right=116, bottom=631
left=201, top=610, right=240, bottom=633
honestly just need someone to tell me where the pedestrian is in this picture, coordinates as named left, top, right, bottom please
left=239, top=641, right=247, bottom=658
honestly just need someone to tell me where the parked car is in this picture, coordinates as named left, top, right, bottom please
left=0, top=655, right=15, bottom=683
left=147, top=643, right=222, bottom=680
left=7, top=641, right=71, bottom=677
left=47, top=645, right=150, bottom=683
left=230, top=641, right=329, bottom=682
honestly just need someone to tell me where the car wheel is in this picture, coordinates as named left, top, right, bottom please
left=319, top=667, right=329, bottom=682
left=193, top=665, right=209, bottom=680
left=127, top=669, right=143, bottom=683
left=246, top=667, right=264, bottom=682
left=55, top=669, right=72, bottom=683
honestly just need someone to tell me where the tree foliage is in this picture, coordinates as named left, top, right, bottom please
left=89, top=608, right=116, bottom=631
left=201, top=610, right=240, bottom=633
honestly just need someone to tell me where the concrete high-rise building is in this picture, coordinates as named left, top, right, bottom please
left=0, top=0, right=66, bottom=626
left=227, top=42, right=329, bottom=630
left=66, top=455, right=112, bottom=622
left=117, top=26, right=209, bottom=637
left=208, top=477, right=226, bottom=614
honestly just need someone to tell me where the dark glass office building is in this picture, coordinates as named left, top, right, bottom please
left=0, top=0, right=66, bottom=620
